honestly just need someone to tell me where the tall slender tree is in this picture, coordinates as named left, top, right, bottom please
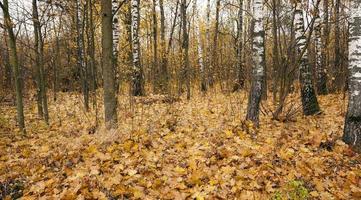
left=246, top=0, right=265, bottom=126
left=0, top=0, right=25, bottom=133
left=234, top=0, right=245, bottom=92
left=294, top=0, right=320, bottom=115
left=343, top=0, right=361, bottom=152
left=131, top=0, right=144, bottom=96
left=317, top=0, right=329, bottom=95
left=181, top=0, right=190, bottom=99
left=193, top=0, right=206, bottom=92
left=159, top=0, right=169, bottom=93
left=32, top=0, right=49, bottom=124
left=101, top=0, right=118, bottom=129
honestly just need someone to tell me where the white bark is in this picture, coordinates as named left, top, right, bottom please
left=131, top=0, right=143, bottom=95
left=112, top=0, right=121, bottom=57
left=344, top=0, right=361, bottom=151
left=294, top=1, right=320, bottom=115
left=246, top=0, right=265, bottom=126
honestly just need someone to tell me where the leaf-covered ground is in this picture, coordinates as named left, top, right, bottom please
left=0, top=92, right=360, bottom=199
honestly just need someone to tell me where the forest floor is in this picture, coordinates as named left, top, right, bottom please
left=0, top=91, right=361, bottom=199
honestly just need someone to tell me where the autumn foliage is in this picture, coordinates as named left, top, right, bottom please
left=1, top=92, right=360, bottom=199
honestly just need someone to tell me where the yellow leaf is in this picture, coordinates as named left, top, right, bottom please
left=174, top=166, right=187, bottom=175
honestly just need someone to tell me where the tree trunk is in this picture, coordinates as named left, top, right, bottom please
left=234, top=0, right=245, bottom=92
left=205, top=0, right=211, bottom=91
left=1, top=0, right=25, bottom=133
left=152, top=0, right=159, bottom=93
left=294, top=1, right=320, bottom=115
left=131, top=0, right=144, bottom=96
left=317, top=0, right=329, bottom=95
left=76, top=0, right=89, bottom=111
left=210, top=0, right=221, bottom=88
left=32, top=0, right=44, bottom=118
left=343, top=0, right=361, bottom=152
left=193, top=0, right=206, bottom=92
left=101, top=0, right=118, bottom=129
left=112, top=0, right=121, bottom=94
left=159, top=0, right=169, bottom=93
left=314, top=4, right=327, bottom=95
left=271, top=0, right=280, bottom=101
left=181, top=0, right=190, bottom=99
left=333, top=0, right=342, bottom=92
left=246, top=0, right=265, bottom=127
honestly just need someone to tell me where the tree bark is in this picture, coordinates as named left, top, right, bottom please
left=159, top=0, right=169, bottom=93
left=181, top=0, right=190, bottom=99
left=193, top=0, right=206, bottom=92
left=294, top=1, right=320, bottom=115
left=101, top=0, right=118, bottom=129
left=234, top=0, right=245, bottom=92
left=76, top=0, right=89, bottom=111
left=317, top=0, right=329, bottom=95
left=343, top=0, right=361, bottom=152
left=131, top=0, right=144, bottom=96
left=246, top=0, right=265, bottom=126
left=2, top=0, right=26, bottom=133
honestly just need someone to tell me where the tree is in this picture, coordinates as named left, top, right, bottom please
left=0, top=0, right=25, bottom=133
left=343, top=0, right=361, bottom=152
left=101, top=0, right=118, bottom=129
left=159, top=0, right=169, bottom=93
left=131, top=0, right=144, bottom=96
left=192, top=0, right=205, bottom=92
left=246, top=0, right=265, bottom=126
left=112, top=0, right=121, bottom=93
left=234, top=0, right=244, bottom=92
left=209, top=0, right=221, bottom=88
left=294, top=0, right=320, bottom=115
left=32, top=0, right=49, bottom=124
left=316, top=0, right=328, bottom=95
left=333, top=0, right=342, bottom=92
left=181, top=0, right=190, bottom=99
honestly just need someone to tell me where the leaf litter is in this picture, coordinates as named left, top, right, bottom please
left=0, top=92, right=360, bottom=199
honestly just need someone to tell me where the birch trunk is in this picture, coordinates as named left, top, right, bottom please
left=317, top=0, right=329, bottom=95
left=193, top=0, right=206, bottom=92
left=131, top=0, right=144, bottom=96
left=343, top=0, right=361, bottom=152
left=246, top=0, right=265, bottom=126
left=294, top=1, right=320, bottom=115
left=101, top=0, right=118, bottom=129
left=112, top=0, right=121, bottom=93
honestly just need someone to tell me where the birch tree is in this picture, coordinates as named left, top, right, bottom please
left=343, top=0, right=361, bottom=152
left=131, top=0, right=144, bottom=96
left=316, top=0, right=329, bottom=95
left=112, top=0, right=121, bottom=93
left=314, top=4, right=327, bottom=95
left=246, top=0, right=265, bottom=126
left=294, top=1, right=320, bottom=115
left=101, top=0, right=118, bottom=129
